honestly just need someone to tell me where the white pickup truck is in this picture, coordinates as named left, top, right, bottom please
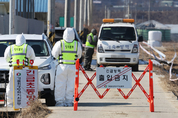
left=97, top=18, right=143, bottom=71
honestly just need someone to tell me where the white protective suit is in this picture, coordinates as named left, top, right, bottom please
left=4, top=35, right=35, bottom=107
left=52, top=28, right=82, bottom=106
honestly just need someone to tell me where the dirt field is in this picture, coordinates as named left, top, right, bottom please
left=139, top=42, right=178, bottom=98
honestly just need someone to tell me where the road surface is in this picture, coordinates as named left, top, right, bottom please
left=47, top=62, right=178, bottom=118
left=0, top=60, right=178, bottom=118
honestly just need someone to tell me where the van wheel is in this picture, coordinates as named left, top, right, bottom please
left=45, top=93, right=56, bottom=106
left=132, top=63, right=139, bottom=71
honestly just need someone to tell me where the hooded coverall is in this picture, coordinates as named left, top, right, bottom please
left=4, top=35, right=35, bottom=107
left=52, top=28, right=82, bottom=106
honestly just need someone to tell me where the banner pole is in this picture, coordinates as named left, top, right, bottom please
left=74, top=59, right=79, bottom=111
left=149, top=60, right=154, bottom=112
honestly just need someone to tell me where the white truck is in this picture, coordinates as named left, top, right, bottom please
left=97, top=18, right=143, bottom=71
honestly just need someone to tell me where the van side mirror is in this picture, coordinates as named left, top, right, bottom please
left=138, top=36, right=143, bottom=42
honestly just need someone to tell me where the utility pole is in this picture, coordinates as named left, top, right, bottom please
left=79, top=0, right=83, bottom=32
left=128, top=0, right=130, bottom=19
left=9, top=0, right=15, bottom=34
left=105, top=5, right=107, bottom=18
left=47, top=0, right=55, bottom=44
left=107, top=7, right=110, bottom=18
left=135, top=5, right=137, bottom=24
left=64, top=0, right=70, bottom=27
left=84, top=0, right=87, bottom=27
left=88, top=0, right=93, bottom=27
left=148, top=0, right=150, bottom=21
left=87, top=0, right=90, bottom=26
left=74, top=0, right=79, bottom=31
left=130, top=0, right=133, bottom=18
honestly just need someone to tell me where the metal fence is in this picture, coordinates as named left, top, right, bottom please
left=0, top=15, right=44, bottom=34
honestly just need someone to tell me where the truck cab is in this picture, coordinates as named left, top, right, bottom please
left=97, top=18, right=143, bottom=71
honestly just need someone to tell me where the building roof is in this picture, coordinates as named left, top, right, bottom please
left=136, top=20, right=170, bottom=29
left=166, top=24, right=178, bottom=33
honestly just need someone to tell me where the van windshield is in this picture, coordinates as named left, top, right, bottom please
left=0, top=40, right=49, bottom=57
left=99, top=27, right=136, bottom=41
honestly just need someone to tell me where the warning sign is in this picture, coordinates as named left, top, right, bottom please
left=96, top=67, right=132, bottom=88
left=13, top=66, right=38, bottom=110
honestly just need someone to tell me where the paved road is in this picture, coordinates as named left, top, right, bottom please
left=47, top=64, right=178, bottom=118
left=0, top=61, right=178, bottom=118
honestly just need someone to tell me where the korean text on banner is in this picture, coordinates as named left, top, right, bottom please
left=13, top=66, right=38, bottom=110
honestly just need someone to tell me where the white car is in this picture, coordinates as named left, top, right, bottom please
left=0, top=34, right=58, bottom=106
left=97, top=18, right=143, bottom=71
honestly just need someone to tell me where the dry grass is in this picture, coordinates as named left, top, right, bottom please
left=16, top=100, right=52, bottom=118
left=140, top=42, right=178, bottom=97
left=154, top=66, right=178, bottom=96
left=1, top=111, right=20, bottom=118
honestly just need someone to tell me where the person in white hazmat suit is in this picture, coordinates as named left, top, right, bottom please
left=52, top=28, right=82, bottom=107
left=4, top=34, right=35, bottom=107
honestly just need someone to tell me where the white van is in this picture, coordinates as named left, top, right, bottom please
left=97, top=18, right=143, bottom=71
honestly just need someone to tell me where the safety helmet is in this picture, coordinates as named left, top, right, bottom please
left=91, top=29, right=97, bottom=35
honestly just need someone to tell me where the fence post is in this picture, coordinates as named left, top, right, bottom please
left=149, top=60, right=154, bottom=112
left=74, top=59, right=79, bottom=111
